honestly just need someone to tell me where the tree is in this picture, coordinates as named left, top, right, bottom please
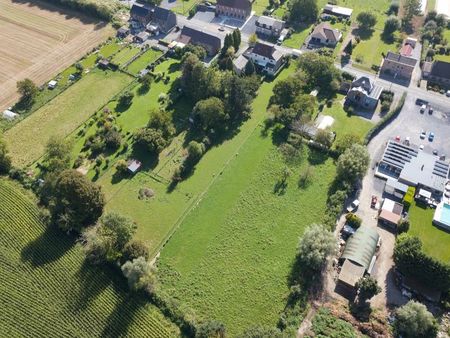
left=397, top=219, right=410, bottom=234
left=248, top=33, right=258, bottom=46
left=344, top=39, right=353, bottom=55
left=356, top=12, right=377, bottom=30
left=270, top=74, right=306, bottom=108
left=186, top=141, right=205, bottom=164
left=75, top=62, right=84, bottom=74
left=122, top=239, right=149, bottom=263
left=356, top=276, right=381, bottom=303
left=336, top=144, right=370, bottom=183
left=196, top=320, right=226, bottom=338
left=232, top=29, right=241, bottom=51
left=222, top=73, right=254, bottom=119
left=118, top=91, right=134, bottom=108
left=314, top=129, right=334, bottom=148
left=297, top=224, right=336, bottom=272
left=115, top=159, right=128, bottom=174
left=42, top=136, right=72, bottom=174
left=17, top=78, right=38, bottom=107
left=49, top=170, right=105, bottom=232
left=121, top=256, right=157, bottom=294
left=244, top=59, right=255, bottom=76
left=335, top=133, right=362, bottom=155
left=182, top=45, right=207, bottom=60
left=394, top=301, right=438, bottom=338
left=237, top=325, right=283, bottom=338
left=147, top=108, right=175, bottom=139
left=403, top=0, right=421, bottom=26
left=297, top=53, right=341, bottom=92
left=288, top=0, right=318, bottom=24
left=134, top=128, right=168, bottom=153
left=193, top=97, right=228, bottom=132
left=139, top=73, right=153, bottom=91
left=291, top=94, right=317, bottom=118
left=383, top=16, right=401, bottom=36
left=0, top=134, right=12, bottom=175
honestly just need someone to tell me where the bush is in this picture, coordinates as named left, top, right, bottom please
left=394, top=301, right=438, bottom=338
left=397, top=219, right=409, bottom=234
left=121, top=257, right=157, bottom=294
left=345, top=213, right=362, bottom=228
left=122, top=239, right=149, bottom=263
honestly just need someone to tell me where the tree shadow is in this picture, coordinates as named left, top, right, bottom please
left=168, top=62, right=181, bottom=74
left=352, top=27, right=374, bottom=40
left=349, top=301, right=373, bottom=322
left=21, top=225, right=75, bottom=267
left=101, top=294, right=148, bottom=338
left=381, top=32, right=396, bottom=44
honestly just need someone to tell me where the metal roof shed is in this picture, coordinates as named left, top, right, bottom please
left=341, top=226, right=380, bottom=270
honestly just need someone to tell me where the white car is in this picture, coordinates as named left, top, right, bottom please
left=419, top=144, right=424, bottom=150
left=420, top=104, right=426, bottom=113
left=346, top=199, right=360, bottom=213
left=420, top=131, right=426, bottom=139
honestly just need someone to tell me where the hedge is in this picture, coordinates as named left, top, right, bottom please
left=364, top=92, right=406, bottom=144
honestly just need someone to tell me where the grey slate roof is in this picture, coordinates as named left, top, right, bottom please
left=251, top=42, right=283, bottom=61
left=256, top=16, right=285, bottom=30
left=312, top=22, right=341, bottom=42
left=217, top=0, right=252, bottom=11
left=430, top=60, right=450, bottom=80
left=178, top=26, right=221, bottom=52
left=131, top=4, right=150, bottom=17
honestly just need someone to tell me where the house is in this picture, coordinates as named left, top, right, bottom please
left=255, top=16, right=286, bottom=38
left=130, top=4, right=152, bottom=26
left=215, top=0, right=252, bottom=20
left=245, top=42, right=285, bottom=75
left=2, top=109, right=18, bottom=121
left=146, top=6, right=177, bottom=34
left=134, top=31, right=150, bottom=43
left=127, top=159, right=142, bottom=174
left=117, top=26, right=130, bottom=38
left=337, top=226, right=379, bottom=292
left=309, top=22, right=342, bottom=47
left=233, top=54, right=248, bottom=75
left=379, top=52, right=417, bottom=81
left=323, top=4, right=353, bottom=18
left=176, top=26, right=222, bottom=55
left=376, top=139, right=450, bottom=196
left=426, top=60, right=450, bottom=88
left=378, top=198, right=403, bottom=228
left=346, top=76, right=383, bottom=109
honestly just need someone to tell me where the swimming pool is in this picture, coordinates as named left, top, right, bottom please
left=433, top=202, right=450, bottom=230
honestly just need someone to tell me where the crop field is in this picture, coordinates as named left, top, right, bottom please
left=0, top=179, right=177, bottom=337
left=0, top=0, right=114, bottom=110
left=409, top=202, right=450, bottom=263
left=5, top=70, right=133, bottom=167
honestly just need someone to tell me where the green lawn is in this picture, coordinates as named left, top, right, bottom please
left=170, top=0, right=202, bottom=14
left=126, top=49, right=163, bottom=75
left=352, top=31, right=401, bottom=72
left=158, top=110, right=336, bottom=335
left=408, top=202, right=450, bottom=263
left=320, top=94, right=374, bottom=144
left=283, top=24, right=313, bottom=49
left=5, top=70, right=133, bottom=167
left=0, top=179, right=178, bottom=337
left=111, top=46, right=142, bottom=67
left=253, top=0, right=270, bottom=15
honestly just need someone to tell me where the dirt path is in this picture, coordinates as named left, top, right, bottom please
left=0, top=0, right=114, bottom=110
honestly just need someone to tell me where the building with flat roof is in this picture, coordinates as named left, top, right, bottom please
left=379, top=198, right=403, bottom=227
left=376, top=140, right=450, bottom=196
left=323, top=4, right=353, bottom=18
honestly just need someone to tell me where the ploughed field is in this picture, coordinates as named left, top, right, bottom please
left=0, top=179, right=178, bottom=337
left=0, top=0, right=114, bottom=109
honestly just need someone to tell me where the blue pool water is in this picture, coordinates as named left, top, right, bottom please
left=441, top=203, right=450, bottom=225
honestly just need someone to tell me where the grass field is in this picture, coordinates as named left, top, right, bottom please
left=408, top=202, right=450, bottom=263
left=320, top=94, right=374, bottom=144
left=5, top=70, right=133, bottom=167
left=0, top=0, right=114, bottom=110
left=111, top=46, right=142, bottom=67
left=158, top=110, right=336, bottom=335
left=126, top=49, right=163, bottom=75
left=0, top=179, right=178, bottom=337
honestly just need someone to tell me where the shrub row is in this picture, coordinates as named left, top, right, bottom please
left=364, top=92, right=406, bottom=144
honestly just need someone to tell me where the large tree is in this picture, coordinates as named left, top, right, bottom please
left=270, top=74, right=306, bottom=108
left=334, top=133, right=362, bottom=155
left=356, top=12, right=377, bottom=30
left=383, top=16, right=401, bottom=36
left=297, top=53, right=341, bottom=92
left=192, top=97, right=227, bottom=132
left=355, top=276, right=381, bottom=304
left=336, top=144, right=370, bottom=183
left=49, top=170, right=105, bottom=232
left=42, top=136, right=73, bottom=174
left=403, top=0, right=421, bottom=26
left=394, top=301, right=438, bottom=338
left=121, top=256, right=157, bottom=294
left=17, top=78, right=38, bottom=107
left=195, top=321, right=226, bottom=338
left=288, top=0, right=318, bottom=24
left=0, top=134, right=12, bottom=174
left=297, top=224, right=336, bottom=272
left=222, top=73, right=254, bottom=120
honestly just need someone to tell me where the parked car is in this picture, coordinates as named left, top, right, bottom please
left=433, top=149, right=438, bottom=155
left=419, top=144, right=424, bottom=150
left=346, top=199, right=360, bottom=213
left=446, top=90, right=450, bottom=97
left=416, top=98, right=428, bottom=106
left=341, top=224, right=356, bottom=239
left=395, top=135, right=401, bottom=141
left=218, top=26, right=225, bottom=31
left=420, top=131, right=426, bottom=139
left=428, top=132, right=435, bottom=142
left=428, top=106, right=433, bottom=114
left=420, top=104, right=426, bottom=113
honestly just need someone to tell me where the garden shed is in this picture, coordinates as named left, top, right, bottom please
left=340, top=226, right=379, bottom=270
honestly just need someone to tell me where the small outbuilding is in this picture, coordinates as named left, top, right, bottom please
left=134, top=31, right=150, bottom=43
left=98, top=59, right=110, bottom=69
left=117, top=26, right=130, bottom=38
left=2, top=109, right=18, bottom=120
left=48, top=80, right=57, bottom=89
left=378, top=198, right=403, bottom=227
left=127, top=159, right=142, bottom=174
left=233, top=54, right=248, bottom=75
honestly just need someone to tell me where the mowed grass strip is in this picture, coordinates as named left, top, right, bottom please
left=408, top=202, right=450, bottom=263
left=0, top=179, right=178, bottom=337
left=5, top=70, right=133, bottom=167
left=126, top=49, right=163, bottom=75
left=158, top=128, right=336, bottom=335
